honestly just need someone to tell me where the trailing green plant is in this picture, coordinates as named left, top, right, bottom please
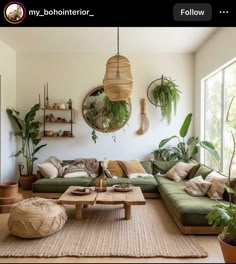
left=102, top=96, right=130, bottom=129
left=6, top=103, right=47, bottom=175
left=152, top=113, right=220, bottom=169
left=207, top=96, right=236, bottom=246
left=84, top=96, right=130, bottom=143
left=151, top=77, right=181, bottom=124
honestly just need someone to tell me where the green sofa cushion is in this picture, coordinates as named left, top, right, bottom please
left=32, top=177, right=94, bottom=193
left=194, top=164, right=212, bottom=179
left=152, top=160, right=178, bottom=175
left=188, top=164, right=201, bottom=179
left=140, top=160, right=153, bottom=174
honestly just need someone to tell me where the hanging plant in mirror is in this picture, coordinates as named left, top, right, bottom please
left=82, top=86, right=132, bottom=143
left=147, top=75, right=181, bottom=124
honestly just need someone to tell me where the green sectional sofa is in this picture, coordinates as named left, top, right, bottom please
left=32, top=160, right=159, bottom=199
left=32, top=159, right=234, bottom=235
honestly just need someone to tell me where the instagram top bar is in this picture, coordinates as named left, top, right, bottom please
left=0, top=1, right=235, bottom=26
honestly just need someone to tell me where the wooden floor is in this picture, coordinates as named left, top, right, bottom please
left=0, top=189, right=224, bottom=263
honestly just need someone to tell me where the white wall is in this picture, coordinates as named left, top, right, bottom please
left=0, top=40, right=16, bottom=182
left=195, top=28, right=236, bottom=142
left=16, top=52, right=193, bottom=167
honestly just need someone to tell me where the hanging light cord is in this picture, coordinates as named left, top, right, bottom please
left=117, top=27, right=119, bottom=56
left=116, top=27, right=120, bottom=78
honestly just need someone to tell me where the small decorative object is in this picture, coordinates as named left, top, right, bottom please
left=44, top=130, right=54, bottom=137
left=95, top=175, right=107, bottom=192
left=58, top=103, right=66, bottom=110
left=67, top=99, right=72, bottom=110
left=62, top=130, right=71, bottom=137
left=95, top=158, right=107, bottom=192
left=53, top=103, right=58, bottom=109
left=43, top=82, right=49, bottom=107
left=103, top=27, right=133, bottom=101
left=49, top=113, right=56, bottom=122
left=147, top=75, right=181, bottom=124
left=71, top=187, right=93, bottom=195
left=113, top=183, right=133, bottom=192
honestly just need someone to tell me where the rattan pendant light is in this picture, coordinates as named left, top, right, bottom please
left=103, top=27, right=133, bottom=101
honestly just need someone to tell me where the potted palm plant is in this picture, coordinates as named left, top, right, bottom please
left=6, top=103, right=47, bottom=190
left=207, top=96, right=236, bottom=263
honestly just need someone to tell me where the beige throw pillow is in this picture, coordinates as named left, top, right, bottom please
left=37, top=162, right=58, bottom=178
left=184, top=176, right=212, bottom=197
left=118, top=160, right=153, bottom=178
left=165, top=162, right=193, bottom=182
left=205, top=171, right=228, bottom=200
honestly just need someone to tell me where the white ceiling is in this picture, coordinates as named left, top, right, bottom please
left=0, top=27, right=217, bottom=53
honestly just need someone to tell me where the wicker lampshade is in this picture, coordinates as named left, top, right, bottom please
left=103, top=28, right=133, bottom=101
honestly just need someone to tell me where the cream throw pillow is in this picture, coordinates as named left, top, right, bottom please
left=165, top=162, right=193, bottom=182
left=37, top=162, right=58, bottom=178
left=184, top=176, right=212, bottom=196
left=205, top=171, right=228, bottom=200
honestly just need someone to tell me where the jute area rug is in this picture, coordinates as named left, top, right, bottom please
left=0, top=199, right=207, bottom=258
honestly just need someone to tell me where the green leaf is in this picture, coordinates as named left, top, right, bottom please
left=200, top=141, right=220, bottom=162
left=179, top=113, right=192, bottom=138
left=14, top=150, right=22, bottom=157
left=32, top=144, right=47, bottom=155
left=159, top=136, right=178, bottom=148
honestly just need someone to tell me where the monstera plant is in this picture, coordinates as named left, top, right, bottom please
left=152, top=113, right=220, bottom=169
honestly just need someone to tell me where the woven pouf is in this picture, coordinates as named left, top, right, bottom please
left=8, top=197, right=67, bottom=238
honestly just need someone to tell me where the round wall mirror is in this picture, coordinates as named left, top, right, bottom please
left=82, top=86, right=132, bottom=133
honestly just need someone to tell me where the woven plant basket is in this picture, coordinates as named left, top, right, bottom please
left=103, top=55, right=133, bottom=101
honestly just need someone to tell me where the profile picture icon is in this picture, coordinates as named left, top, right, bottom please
left=4, top=2, right=26, bottom=24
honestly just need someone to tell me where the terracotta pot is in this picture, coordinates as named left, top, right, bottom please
left=0, top=193, right=23, bottom=205
left=0, top=182, right=18, bottom=197
left=19, top=175, right=37, bottom=190
left=218, top=234, right=236, bottom=263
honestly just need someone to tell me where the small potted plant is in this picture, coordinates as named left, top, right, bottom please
left=207, top=96, right=236, bottom=263
left=6, top=103, right=47, bottom=190
left=67, top=99, right=72, bottom=110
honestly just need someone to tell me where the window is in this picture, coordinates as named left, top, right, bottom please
left=203, top=60, right=236, bottom=175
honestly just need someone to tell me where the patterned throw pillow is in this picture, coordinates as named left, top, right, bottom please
left=205, top=171, right=228, bottom=200
left=165, top=162, right=193, bottom=182
left=184, top=176, right=212, bottom=196
left=63, top=164, right=89, bottom=178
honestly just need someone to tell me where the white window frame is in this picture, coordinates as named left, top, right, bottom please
left=201, top=57, right=236, bottom=171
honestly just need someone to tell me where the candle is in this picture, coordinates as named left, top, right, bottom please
left=39, top=94, right=41, bottom=106
left=46, top=82, right=49, bottom=104
left=100, top=179, right=102, bottom=191
left=44, top=85, right=46, bottom=106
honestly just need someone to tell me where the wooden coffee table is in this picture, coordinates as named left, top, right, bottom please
left=58, top=186, right=97, bottom=220
left=58, top=186, right=146, bottom=220
left=96, top=187, right=146, bottom=220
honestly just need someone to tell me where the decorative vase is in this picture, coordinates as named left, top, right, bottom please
left=218, top=234, right=236, bottom=263
left=0, top=182, right=18, bottom=197
left=95, top=174, right=107, bottom=192
left=19, top=175, right=37, bottom=190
